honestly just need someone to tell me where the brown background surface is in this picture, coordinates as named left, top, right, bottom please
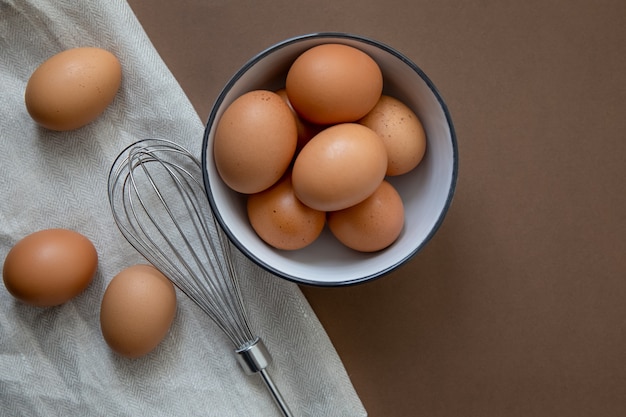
left=126, top=1, right=626, bottom=416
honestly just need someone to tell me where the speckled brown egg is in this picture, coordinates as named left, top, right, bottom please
left=292, top=123, right=388, bottom=212
left=359, top=95, right=427, bottom=176
left=285, top=43, right=383, bottom=125
left=247, top=173, right=326, bottom=250
left=214, top=90, right=298, bottom=194
left=24, top=47, right=122, bottom=131
left=100, top=264, right=176, bottom=359
left=327, top=180, right=404, bottom=252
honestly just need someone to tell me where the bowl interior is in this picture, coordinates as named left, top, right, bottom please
left=202, top=33, right=457, bottom=286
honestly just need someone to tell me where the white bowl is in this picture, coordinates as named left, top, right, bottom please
left=201, top=32, right=458, bottom=286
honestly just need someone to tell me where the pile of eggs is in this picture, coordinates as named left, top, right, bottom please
left=214, top=44, right=427, bottom=252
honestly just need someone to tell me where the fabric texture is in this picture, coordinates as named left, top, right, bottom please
left=0, top=1, right=367, bottom=416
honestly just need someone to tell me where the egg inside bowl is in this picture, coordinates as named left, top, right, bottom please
left=201, top=32, right=458, bottom=286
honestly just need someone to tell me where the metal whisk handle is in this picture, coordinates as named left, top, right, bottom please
left=236, top=338, right=293, bottom=417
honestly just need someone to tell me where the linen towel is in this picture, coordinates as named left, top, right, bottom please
left=0, top=1, right=367, bottom=415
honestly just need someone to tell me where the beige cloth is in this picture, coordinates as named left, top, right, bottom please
left=0, top=0, right=367, bottom=416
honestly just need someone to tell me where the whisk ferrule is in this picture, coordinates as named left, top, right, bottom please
left=236, top=337, right=272, bottom=375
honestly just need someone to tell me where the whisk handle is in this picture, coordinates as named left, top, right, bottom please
left=259, top=367, right=294, bottom=417
left=236, top=338, right=294, bottom=417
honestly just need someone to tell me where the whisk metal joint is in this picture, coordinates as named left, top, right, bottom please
left=236, top=337, right=271, bottom=375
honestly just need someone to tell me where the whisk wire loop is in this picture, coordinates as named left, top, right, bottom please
left=109, top=141, right=254, bottom=346
left=133, top=151, right=238, bottom=333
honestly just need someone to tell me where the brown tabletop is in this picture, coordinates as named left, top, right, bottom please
left=126, top=1, right=626, bottom=415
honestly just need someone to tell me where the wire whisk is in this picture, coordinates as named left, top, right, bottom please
left=107, top=138, right=292, bottom=417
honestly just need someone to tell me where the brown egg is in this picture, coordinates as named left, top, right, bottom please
left=292, top=123, right=388, bottom=212
left=2, top=229, right=98, bottom=307
left=100, top=264, right=176, bottom=359
left=328, top=180, right=404, bottom=252
left=359, top=95, right=427, bottom=176
left=24, top=47, right=122, bottom=131
left=275, top=88, right=324, bottom=152
left=214, top=90, right=297, bottom=194
left=285, top=43, right=383, bottom=125
left=247, top=174, right=326, bottom=250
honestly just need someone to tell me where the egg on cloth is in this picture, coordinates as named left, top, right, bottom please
left=213, top=90, right=297, bottom=194
left=24, top=47, right=122, bottom=131
left=2, top=228, right=98, bottom=307
left=100, top=264, right=177, bottom=359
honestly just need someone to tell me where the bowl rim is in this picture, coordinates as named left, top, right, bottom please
left=201, top=32, right=458, bottom=287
